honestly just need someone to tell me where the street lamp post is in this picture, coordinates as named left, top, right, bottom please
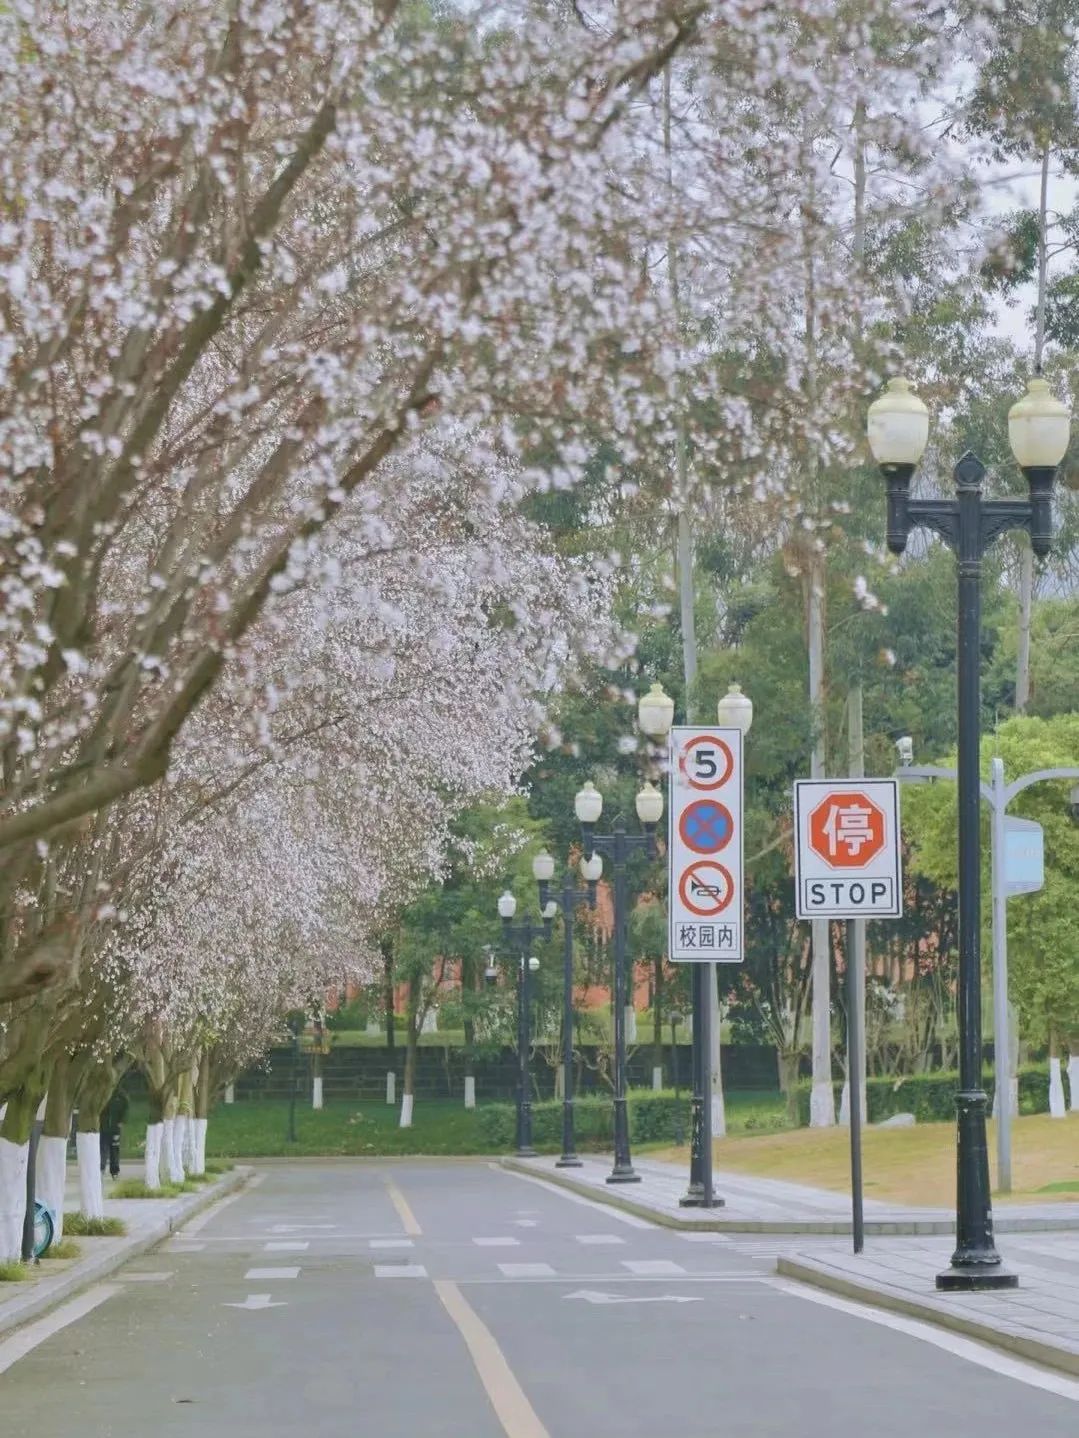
left=542, top=857, right=601, bottom=1167
left=868, top=375, right=1071, bottom=1291
left=896, top=748, right=1079, bottom=1192
left=497, top=865, right=554, bottom=1158
left=572, top=680, right=673, bottom=1185
left=681, top=681, right=753, bottom=1210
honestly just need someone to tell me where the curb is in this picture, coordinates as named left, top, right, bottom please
left=0, top=1166, right=252, bottom=1341
left=776, top=1255, right=1079, bottom=1378
left=500, top=1159, right=1079, bottom=1235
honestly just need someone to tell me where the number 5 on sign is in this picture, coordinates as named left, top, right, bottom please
left=669, top=727, right=744, bottom=962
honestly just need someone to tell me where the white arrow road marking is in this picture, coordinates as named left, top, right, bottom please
left=564, top=1290, right=703, bottom=1305
left=512, top=1219, right=539, bottom=1228
left=224, top=1294, right=287, bottom=1310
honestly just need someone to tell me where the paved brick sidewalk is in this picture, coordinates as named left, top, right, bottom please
left=505, top=1153, right=1079, bottom=1234
left=0, top=1162, right=248, bottom=1338
left=778, top=1235, right=1079, bottom=1377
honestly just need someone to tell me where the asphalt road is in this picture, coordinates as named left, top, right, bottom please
left=3, top=1158, right=1079, bottom=1437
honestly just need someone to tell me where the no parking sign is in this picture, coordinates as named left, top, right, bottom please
left=669, top=727, right=744, bottom=962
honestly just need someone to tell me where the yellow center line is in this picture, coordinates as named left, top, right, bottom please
left=383, top=1173, right=422, bottom=1236
left=435, top=1280, right=551, bottom=1438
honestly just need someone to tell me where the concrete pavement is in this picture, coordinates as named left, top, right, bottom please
left=2, top=1159, right=1079, bottom=1436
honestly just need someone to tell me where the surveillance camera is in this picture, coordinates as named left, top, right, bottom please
left=1071, top=784, right=1079, bottom=823
left=895, top=736, right=914, bottom=767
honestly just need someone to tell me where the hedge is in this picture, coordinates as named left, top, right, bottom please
left=476, top=1090, right=691, bottom=1152
left=794, top=1063, right=1067, bottom=1126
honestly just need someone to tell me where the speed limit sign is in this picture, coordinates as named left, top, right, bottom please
left=669, top=727, right=743, bottom=962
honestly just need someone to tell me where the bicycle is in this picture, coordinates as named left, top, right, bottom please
left=32, top=1200, right=55, bottom=1259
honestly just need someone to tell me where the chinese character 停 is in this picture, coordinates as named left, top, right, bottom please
left=822, top=802, right=874, bottom=859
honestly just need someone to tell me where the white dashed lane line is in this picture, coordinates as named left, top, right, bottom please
left=374, top=1264, right=429, bottom=1279
left=264, top=1241, right=309, bottom=1252
left=244, top=1267, right=300, bottom=1280
left=622, top=1260, right=686, bottom=1276
left=575, top=1235, right=626, bottom=1246
left=497, top=1263, right=557, bottom=1278
left=370, top=1238, right=414, bottom=1249
left=474, top=1237, right=521, bottom=1248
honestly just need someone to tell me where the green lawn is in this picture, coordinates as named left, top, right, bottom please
left=117, top=1089, right=787, bottom=1159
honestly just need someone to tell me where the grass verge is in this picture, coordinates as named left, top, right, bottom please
left=63, top=1214, right=127, bottom=1237
left=655, top=1111, right=1079, bottom=1206
left=0, top=1260, right=30, bottom=1281
left=43, top=1239, right=81, bottom=1261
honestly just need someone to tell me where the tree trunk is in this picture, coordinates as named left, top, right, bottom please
left=652, top=958, right=664, bottom=1084
left=400, top=974, right=421, bottom=1129
left=0, top=1085, right=44, bottom=1261
left=382, top=935, right=396, bottom=1055
left=1049, top=1024, right=1066, bottom=1118
left=463, top=953, right=476, bottom=1110
left=192, top=1050, right=212, bottom=1175
left=778, top=1051, right=801, bottom=1125
left=39, top=1058, right=73, bottom=1241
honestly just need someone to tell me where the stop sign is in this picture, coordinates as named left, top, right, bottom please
left=808, top=790, right=887, bottom=869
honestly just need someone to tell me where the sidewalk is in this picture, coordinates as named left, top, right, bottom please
left=504, top=1153, right=1079, bottom=1234
left=778, top=1239, right=1079, bottom=1378
left=0, top=1162, right=248, bottom=1339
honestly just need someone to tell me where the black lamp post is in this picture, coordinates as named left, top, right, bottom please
left=496, top=871, right=554, bottom=1158
left=868, top=375, right=1071, bottom=1291
left=542, top=859, right=601, bottom=1167
left=576, top=778, right=665, bottom=1184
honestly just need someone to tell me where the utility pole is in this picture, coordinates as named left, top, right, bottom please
left=841, top=684, right=867, bottom=1130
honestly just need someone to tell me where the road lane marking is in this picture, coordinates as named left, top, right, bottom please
left=264, top=1241, right=309, bottom=1251
left=244, top=1266, right=300, bottom=1279
left=771, top=1278, right=1079, bottom=1402
left=223, top=1294, right=286, bottom=1311
left=383, top=1173, right=422, bottom=1236
left=475, top=1237, right=520, bottom=1248
left=495, top=1165, right=652, bottom=1227
left=678, top=1232, right=732, bottom=1243
left=374, top=1264, right=428, bottom=1278
left=0, top=1285, right=120, bottom=1375
left=270, top=1224, right=336, bottom=1233
left=565, top=1290, right=702, bottom=1305
left=371, top=1238, right=414, bottom=1249
left=498, top=1263, right=556, bottom=1278
left=435, top=1279, right=551, bottom=1438
left=622, top=1260, right=686, bottom=1276
left=118, top=1271, right=174, bottom=1282
left=575, top=1235, right=626, bottom=1246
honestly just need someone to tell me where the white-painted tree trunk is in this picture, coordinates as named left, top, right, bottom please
left=192, top=1118, right=208, bottom=1176
left=1068, top=1057, right=1079, bottom=1113
left=399, top=1093, right=414, bottom=1129
left=312, top=1076, right=324, bottom=1110
left=625, top=1005, right=637, bottom=1043
left=144, top=1122, right=164, bottom=1190
left=1049, top=1058, right=1067, bottom=1118
left=76, top=1132, right=104, bottom=1219
left=386, top=1072, right=396, bottom=1105
left=652, top=1066, right=663, bottom=1091
left=35, top=1136, right=67, bottom=1241
left=224, top=1083, right=235, bottom=1105
left=166, top=1117, right=185, bottom=1183
left=0, top=1137, right=29, bottom=1261
left=463, top=1077, right=476, bottom=1110
left=839, top=1079, right=849, bottom=1126
left=182, top=1116, right=197, bottom=1170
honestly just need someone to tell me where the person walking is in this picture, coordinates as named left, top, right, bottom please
left=99, top=1087, right=129, bottom=1179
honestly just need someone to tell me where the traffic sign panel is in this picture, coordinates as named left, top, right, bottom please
left=669, top=727, right=743, bottom=961
left=794, top=779, right=902, bottom=919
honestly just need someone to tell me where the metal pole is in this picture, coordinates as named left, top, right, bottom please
left=848, top=682, right=867, bottom=1133
left=990, top=757, right=1012, bottom=1194
left=558, top=876, right=582, bottom=1167
left=698, top=964, right=714, bottom=1208
left=680, top=962, right=706, bottom=1205
left=938, top=463, right=1010, bottom=1289
left=846, top=920, right=865, bottom=1255
left=608, top=826, right=638, bottom=1183
left=519, top=953, right=535, bottom=1157
left=287, top=1030, right=299, bottom=1144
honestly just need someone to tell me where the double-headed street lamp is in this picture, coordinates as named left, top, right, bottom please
left=573, top=680, right=674, bottom=1184
left=868, top=375, right=1071, bottom=1291
left=537, top=854, right=602, bottom=1168
left=496, top=857, right=555, bottom=1158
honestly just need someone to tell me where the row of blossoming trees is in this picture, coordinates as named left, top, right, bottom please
left=0, top=0, right=982, bottom=1256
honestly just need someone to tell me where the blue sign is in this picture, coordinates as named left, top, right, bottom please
left=678, top=799, right=734, bottom=855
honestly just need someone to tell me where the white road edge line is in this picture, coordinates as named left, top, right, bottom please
left=181, top=1172, right=263, bottom=1236
left=491, top=1164, right=653, bottom=1229
left=770, top=1278, right=1079, bottom=1403
left=0, top=1284, right=121, bottom=1376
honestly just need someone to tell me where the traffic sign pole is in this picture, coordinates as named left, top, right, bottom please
left=846, top=919, right=865, bottom=1255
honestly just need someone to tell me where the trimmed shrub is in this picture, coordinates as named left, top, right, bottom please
left=475, top=1089, right=690, bottom=1153
left=794, top=1063, right=1066, bottom=1126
